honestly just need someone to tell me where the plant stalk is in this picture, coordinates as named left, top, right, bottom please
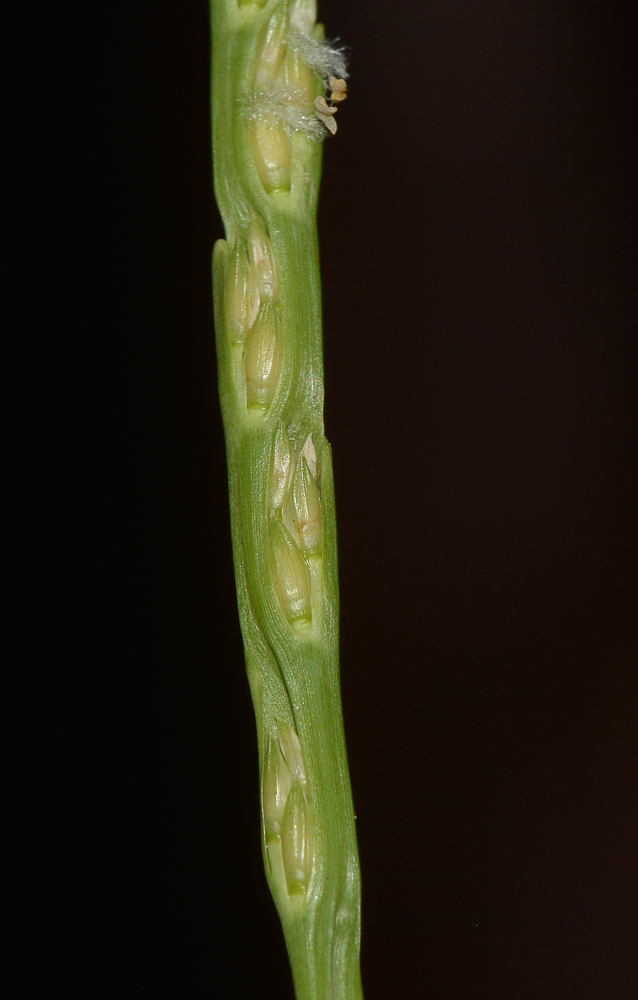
left=210, top=2, right=363, bottom=998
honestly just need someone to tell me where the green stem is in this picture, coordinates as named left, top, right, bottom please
left=210, top=2, right=363, bottom=998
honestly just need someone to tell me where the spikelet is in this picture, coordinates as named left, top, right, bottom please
left=281, top=781, right=314, bottom=896
left=301, top=432, right=317, bottom=479
left=243, top=0, right=347, bottom=147
left=277, top=719, right=307, bottom=791
left=270, top=517, right=311, bottom=625
left=262, top=733, right=294, bottom=842
left=270, top=423, right=293, bottom=510
left=249, top=118, right=291, bottom=193
left=280, top=47, right=315, bottom=104
left=281, top=0, right=316, bottom=99
left=225, top=240, right=259, bottom=342
left=245, top=302, right=282, bottom=409
left=247, top=222, right=278, bottom=301
left=254, top=8, right=287, bottom=83
left=287, top=452, right=322, bottom=556
left=289, top=0, right=317, bottom=36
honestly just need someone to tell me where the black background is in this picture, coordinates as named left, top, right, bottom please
left=25, top=0, right=637, bottom=996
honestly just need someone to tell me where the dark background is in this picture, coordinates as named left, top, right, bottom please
left=26, top=0, right=636, bottom=996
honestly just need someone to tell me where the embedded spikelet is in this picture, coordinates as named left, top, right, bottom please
left=301, top=433, right=317, bottom=479
left=281, top=782, right=314, bottom=896
left=270, top=518, right=312, bottom=625
left=243, top=0, right=347, bottom=143
left=249, top=118, right=292, bottom=193
left=245, top=302, right=282, bottom=409
left=225, top=240, right=259, bottom=342
left=289, top=0, right=317, bottom=36
left=289, top=452, right=323, bottom=556
left=262, top=733, right=294, bottom=842
left=247, top=223, right=278, bottom=300
left=255, top=8, right=288, bottom=83
left=270, top=423, right=293, bottom=510
left=277, top=720, right=307, bottom=790
left=280, top=48, right=315, bottom=104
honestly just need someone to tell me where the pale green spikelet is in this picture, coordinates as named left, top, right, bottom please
left=225, top=239, right=260, bottom=343
left=285, top=449, right=322, bottom=557
left=244, top=301, right=283, bottom=409
left=269, top=516, right=312, bottom=626
left=277, top=718, right=308, bottom=790
left=262, top=730, right=294, bottom=842
left=270, top=422, right=294, bottom=510
left=281, top=781, right=314, bottom=897
left=247, top=222, right=278, bottom=301
left=249, top=118, right=292, bottom=193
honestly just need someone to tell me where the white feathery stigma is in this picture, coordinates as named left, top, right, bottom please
left=244, top=84, right=327, bottom=139
left=286, top=29, right=348, bottom=86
